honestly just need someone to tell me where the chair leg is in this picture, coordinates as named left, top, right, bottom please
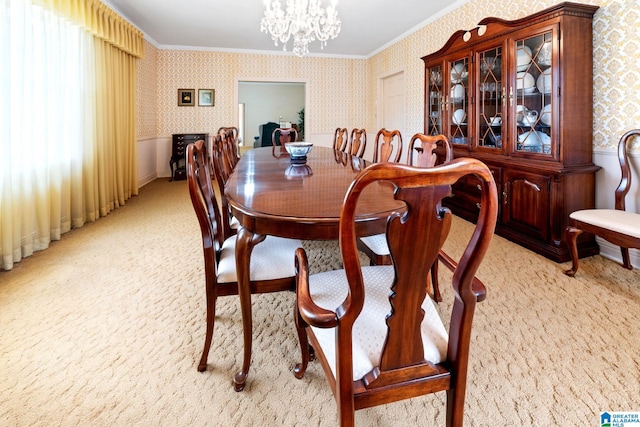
left=337, top=393, right=356, bottom=427
left=445, top=388, right=465, bottom=427
left=198, top=273, right=217, bottom=372
left=621, top=247, right=632, bottom=270
left=564, top=226, right=583, bottom=277
left=429, top=261, right=442, bottom=302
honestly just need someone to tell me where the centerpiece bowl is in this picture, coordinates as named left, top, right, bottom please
left=284, top=142, right=313, bottom=164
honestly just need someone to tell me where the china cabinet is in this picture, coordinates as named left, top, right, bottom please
left=422, top=2, right=599, bottom=262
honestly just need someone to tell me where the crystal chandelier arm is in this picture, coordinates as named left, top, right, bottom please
left=261, top=0, right=341, bottom=56
left=313, top=0, right=340, bottom=43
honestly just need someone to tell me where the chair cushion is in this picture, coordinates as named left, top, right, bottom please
left=359, top=233, right=390, bottom=256
left=307, top=266, right=448, bottom=380
left=570, top=209, right=640, bottom=239
left=217, top=236, right=301, bottom=283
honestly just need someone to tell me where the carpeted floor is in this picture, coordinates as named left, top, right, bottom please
left=1, top=178, right=638, bottom=426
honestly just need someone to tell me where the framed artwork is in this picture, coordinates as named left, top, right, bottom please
left=198, top=89, right=215, bottom=107
left=178, top=89, right=195, bottom=106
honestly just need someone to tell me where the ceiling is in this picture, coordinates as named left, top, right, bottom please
left=104, top=0, right=466, bottom=58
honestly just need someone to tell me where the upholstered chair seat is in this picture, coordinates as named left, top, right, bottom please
left=217, top=234, right=301, bottom=283
left=305, top=265, right=448, bottom=380
left=569, top=210, right=640, bottom=238
left=357, top=234, right=389, bottom=258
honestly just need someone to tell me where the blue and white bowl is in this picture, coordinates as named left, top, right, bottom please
left=284, top=142, right=313, bottom=162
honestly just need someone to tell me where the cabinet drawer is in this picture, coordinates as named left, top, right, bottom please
left=451, top=165, right=501, bottom=199
left=447, top=166, right=501, bottom=218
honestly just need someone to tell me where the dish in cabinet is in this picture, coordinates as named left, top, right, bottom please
left=516, top=45, right=532, bottom=71
left=536, top=68, right=552, bottom=94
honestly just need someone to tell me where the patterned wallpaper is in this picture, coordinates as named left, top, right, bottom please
left=592, top=0, right=640, bottom=149
left=137, top=0, right=639, bottom=150
left=148, top=51, right=367, bottom=138
left=137, top=39, right=158, bottom=140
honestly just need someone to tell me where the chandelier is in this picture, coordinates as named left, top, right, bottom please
left=260, top=0, right=341, bottom=57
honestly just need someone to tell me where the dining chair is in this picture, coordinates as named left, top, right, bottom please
left=211, top=133, right=234, bottom=185
left=565, top=129, right=640, bottom=277
left=292, top=158, right=498, bottom=427
left=187, top=139, right=302, bottom=373
left=218, top=126, right=240, bottom=167
left=348, top=128, right=367, bottom=158
left=357, top=134, right=453, bottom=301
left=372, top=128, right=403, bottom=163
left=210, top=134, right=240, bottom=240
left=272, top=127, right=298, bottom=154
left=333, top=127, right=349, bottom=151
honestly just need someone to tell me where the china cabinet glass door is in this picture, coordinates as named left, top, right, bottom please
left=511, top=30, right=554, bottom=156
left=477, top=46, right=504, bottom=150
left=448, top=57, right=470, bottom=146
left=427, top=65, right=443, bottom=136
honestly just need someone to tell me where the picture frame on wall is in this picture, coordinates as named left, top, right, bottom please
left=178, top=89, right=195, bottom=106
left=198, top=89, right=215, bottom=107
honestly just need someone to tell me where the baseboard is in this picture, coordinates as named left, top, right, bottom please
left=138, top=172, right=158, bottom=188
left=596, top=237, right=640, bottom=269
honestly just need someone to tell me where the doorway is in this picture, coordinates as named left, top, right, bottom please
left=236, top=79, right=308, bottom=148
left=378, top=70, right=406, bottom=162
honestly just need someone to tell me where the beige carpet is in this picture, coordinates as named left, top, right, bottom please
left=1, top=178, right=639, bottom=426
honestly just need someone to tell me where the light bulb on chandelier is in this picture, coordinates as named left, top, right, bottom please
left=261, top=0, right=341, bottom=57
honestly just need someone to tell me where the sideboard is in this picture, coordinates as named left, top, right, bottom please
left=170, top=133, right=208, bottom=181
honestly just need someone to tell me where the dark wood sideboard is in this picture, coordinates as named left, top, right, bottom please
left=170, top=133, right=208, bottom=181
left=421, top=2, right=600, bottom=262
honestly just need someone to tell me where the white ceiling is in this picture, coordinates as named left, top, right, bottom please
left=104, top=0, right=467, bottom=58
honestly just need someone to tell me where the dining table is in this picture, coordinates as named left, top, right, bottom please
left=224, top=145, right=405, bottom=391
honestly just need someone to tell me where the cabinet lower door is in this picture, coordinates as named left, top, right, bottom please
left=502, top=170, right=549, bottom=241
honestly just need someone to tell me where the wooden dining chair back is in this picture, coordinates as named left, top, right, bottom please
left=187, top=140, right=301, bottom=374
left=211, top=133, right=234, bottom=186
left=357, top=133, right=453, bottom=301
left=373, top=128, right=403, bottom=163
left=218, top=126, right=240, bottom=167
left=209, top=134, right=238, bottom=241
left=408, top=133, right=453, bottom=167
left=348, top=128, right=367, bottom=158
left=565, top=129, right=640, bottom=277
left=190, top=139, right=225, bottom=248
left=293, top=158, right=498, bottom=427
left=272, top=127, right=298, bottom=154
left=333, top=127, right=349, bottom=151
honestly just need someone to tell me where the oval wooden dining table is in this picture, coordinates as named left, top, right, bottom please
left=224, top=146, right=404, bottom=391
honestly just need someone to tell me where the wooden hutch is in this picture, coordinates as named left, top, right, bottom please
left=422, top=2, right=600, bottom=262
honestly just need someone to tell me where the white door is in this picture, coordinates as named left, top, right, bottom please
left=380, top=71, right=406, bottom=162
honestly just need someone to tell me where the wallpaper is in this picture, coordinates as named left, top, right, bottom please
left=152, top=51, right=367, bottom=138
left=137, top=0, right=639, bottom=150
left=137, top=38, right=158, bottom=140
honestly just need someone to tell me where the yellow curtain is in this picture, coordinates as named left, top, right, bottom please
left=0, top=0, right=141, bottom=270
left=91, top=38, right=139, bottom=218
left=32, top=0, right=144, bottom=58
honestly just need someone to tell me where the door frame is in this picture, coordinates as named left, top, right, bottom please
left=234, top=77, right=309, bottom=146
left=377, top=68, right=406, bottom=161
